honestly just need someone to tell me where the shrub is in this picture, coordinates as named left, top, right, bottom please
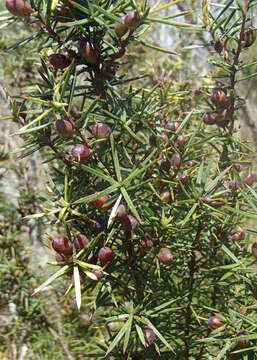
left=1, top=0, right=257, bottom=358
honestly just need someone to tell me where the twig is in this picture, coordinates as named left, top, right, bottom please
left=49, top=328, right=75, bottom=360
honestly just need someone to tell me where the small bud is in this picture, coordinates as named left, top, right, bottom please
left=251, top=242, right=257, bottom=259
left=214, top=37, right=223, bottom=53
left=208, top=316, right=223, bottom=329
left=215, top=109, right=230, bottom=127
left=6, top=0, right=34, bottom=17
left=143, top=326, right=155, bottom=346
left=79, top=40, right=100, bottom=64
left=89, top=194, right=112, bottom=211
left=49, top=54, right=71, bottom=69
left=55, top=119, right=73, bottom=138
left=92, top=268, right=104, bottom=280
left=176, top=134, right=185, bottom=147
left=124, top=11, right=141, bottom=30
left=165, top=122, right=181, bottom=132
left=171, top=153, right=181, bottom=169
left=114, top=18, right=128, bottom=38
left=90, top=217, right=105, bottom=233
left=74, top=234, right=89, bottom=252
left=236, top=331, right=250, bottom=347
left=243, top=26, right=256, bottom=48
left=52, top=236, right=73, bottom=255
left=232, top=231, right=245, bottom=241
left=233, top=163, right=243, bottom=172
left=98, top=247, right=114, bottom=265
left=227, top=180, right=240, bottom=190
left=158, top=248, right=174, bottom=265
left=242, top=173, right=256, bottom=186
left=185, top=160, right=196, bottom=167
left=140, top=239, right=154, bottom=251
left=210, top=89, right=228, bottom=106
left=92, top=122, right=111, bottom=139
left=4, top=274, right=12, bottom=280
left=72, top=144, right=90, bottom=162
left=203, top=112, right=216, bottom=125
left=13, top=284, right=21, bottom=292
left=121, top=215, right=138, bottom=231
left=160, top=191, right=170, bottom=200
left=200, top=195, right=212, bottom=204
left=177, top=173, right=189, bottom=184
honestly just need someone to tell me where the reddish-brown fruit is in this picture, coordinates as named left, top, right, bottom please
left=251, top=242, right=257, bottom=258
left=177, top=173, right=189, bottom=184
left=165, top=121, right=181, bottom=132
left=106, top=321, right=123, bottom=332
left=89, top=194, right=112, bottom=211
left=210, top=89, right=228, bottom=106
left=232, top=231, right=245, bottom=241
left=236, top=331, right=250, bottom=346
left=52, top=236, right=73, bottom=255
left=227, top=180, right=240, bottom=190
left=90, top=217, right=105, bottom=233
left=200, top=195, right=212, bottom=204
left=55, top=119, right=73, bottom=138
left=185, top=160, right=196, bottom=167
left=79, top=40, right=100, bottom=64
left=49, top=54, right=71, bottom=69
left=72, top=144, right=90, bottom=162
left=171, top=153, right=181, bottom=169
left=158, top=248, right=174, bottom=265
left=176, top=134, right=185, bottom=147
left=92, top=268, right=104, bottom=280
left=242, top=173, right=256, bottom=186
left=143, top=326, right=155, bottom=346
left=208, top=316, right=223, bottom=329
left=124, top=11, right=141, bottom=30
left=92, top=122, right=111, bottom=139
left=203, top=112, right=216, bottom=125
left=6, top=0, right=34, bottom=17
left=215, top=109, right=230, bottom=127
left=233, top=163, right=243, bottom=172
left=74, top=234, right=89, bottom=252
left=121, top=215, right=138, bottom=231
left=98, top=247, right=114, bottom=265
left=114, top=17, right=128, bottom=38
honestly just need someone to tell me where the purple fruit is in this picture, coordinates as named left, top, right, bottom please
left=92, top=268, right=104, bottom=280
left=114, top=17, right=128, bottom=38
left=72, top=144, right=90, bottom=162
left=208, top=316, right=223, bottom=329
left=98, top=247, right=114, bottom=265
left=158, top=248, right=174, bottom=265
left=171, top=153, right=181, bottom=169
left=74, top=234, right=89, bottom=252
left=92, top=122, right=111, bottom=139
left=231, top=231, right=245, bottom=241
left=52, top=236, right=73, bottom=255
left=177, top=173, right=189, bottom=184
left=121, top=215, right=138, bottom=231
left=236, top=331, right=250, bottom=346
left=49, top=54, right=71, bottom=69
left=6, top=0, right=33, bottom=17
left=165, top=122, right=181, bottom=133
left=55, top=119, right=73, bottom=138
left=251, top=243, right=257, bottom=259
left=143, top=326, right=155, bottom=346
left=203, top=112, right=216, bottom=125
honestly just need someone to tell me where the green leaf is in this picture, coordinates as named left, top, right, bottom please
left=74, top=164, right=118, bottom=185
left=135, top=324, right=146, bottom=347
left=123, top=315, right=133, bottom=353
left=120, top=187, right=142, bottom=223
left=179, top=202, right=198, bottom=226
left=105, top=322, right=128, bottom=356
left=73, top=183, right=119, bottom=205
left=110, top=134, right=122, bottom=182
left=205, top=166, right=231, bottom=193
left=215, top=341, right=231, bottom=360
left=33, top=265, right=69, bottom=295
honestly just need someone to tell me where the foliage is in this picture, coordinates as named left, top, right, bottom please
left=0, top=0, right=257, bottom=359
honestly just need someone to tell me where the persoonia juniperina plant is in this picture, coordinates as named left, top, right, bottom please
left=1, top=0, right=257, bottom=358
